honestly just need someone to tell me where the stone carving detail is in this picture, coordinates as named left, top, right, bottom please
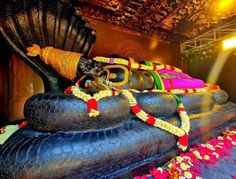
left=77, top=0, right=236, bottom=41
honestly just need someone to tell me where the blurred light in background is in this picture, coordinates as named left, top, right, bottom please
left=149, top=39, right=158, bottom=50
left=207, top=51, right=230, bottom=84
left=152, top=57, right=163, bottom=64
left=222, top=36, right=236, bottom=50
left=217, top=0, right=235, bottom=12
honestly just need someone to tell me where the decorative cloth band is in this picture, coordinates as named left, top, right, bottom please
left=145, top=61, right=165, bottom=90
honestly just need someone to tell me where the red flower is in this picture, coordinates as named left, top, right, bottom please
left=178, top=133, right=189, bottom=147
left=150, top=168, right=169, bottom=179
left=65, top=87, right=72, bottom=94
left=18, top=121, right=28, bottom=128
left=87, top=98, right=98, bottom=113
left=131, top=105, right=142, bottom=114
left=146, top=114, right=156, bottom=125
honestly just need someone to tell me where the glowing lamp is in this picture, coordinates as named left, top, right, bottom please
left=222, top=36, right=236, bottom=50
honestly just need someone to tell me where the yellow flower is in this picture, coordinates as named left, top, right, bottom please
left=178, top=144, right=187, bottom=151
left=89, top=110, right=100, bottom=117
left=203, top=155, right=210, bottom=160
left=193, top=151, right=202, bottom=159
left=184, top=171, right=192, bottom=178
left=212, top=152, right=219, bottom=158
left=226, top=136, right=232, bottom=141
left=176, top=156, right=183, bottom=163
left=215, top=145, right=222, bottom=149
left=157, top=167, right=163, bottom=173
left=168, top=163, right=173, bottom=168
left=180, top=163, right=189, bottom=170
left=206, top=144, right=215, bottom=151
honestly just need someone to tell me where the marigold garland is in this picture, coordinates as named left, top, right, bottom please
left=65, top=84, right=118, bottom=117
left=93, top=56, right=182, bottom=73
left=121, top=89, right=189, bottom=151
left=65, top=79, right=221, bottom=150
left=65, top=80, right=214, bottom=150
left=135, top=129, right=236, bottom=179
left=129, top=85, right=219, bottom=95
left=104, top=80, right=220, bottom=95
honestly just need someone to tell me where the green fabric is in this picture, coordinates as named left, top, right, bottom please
left=173, top=95, right=182, bottom=105
left=145, top=61, right=164, bottom=90
left=0, top=125, right=19, bottom=145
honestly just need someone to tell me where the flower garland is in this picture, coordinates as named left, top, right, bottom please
left=66, top=80, right=192, bottom=150
left=65, top=84, right=118, bottom=117
left=93, top=56, right=182, bottom=73
left=121, top=89, right=189, bottom=151
left=135, top=129, right=236, bottom=179
left=66, top=79, right=220, bottom=150
left=130, top=87, right=206, bottom=95
left=129, top=85, right=220, bottom=95
left=104, top=80, right=220, bottom=94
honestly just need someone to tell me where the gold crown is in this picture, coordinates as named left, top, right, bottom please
left=27, top=44, right=82, bottom=81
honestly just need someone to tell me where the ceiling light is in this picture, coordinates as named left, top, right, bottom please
left=222, top=36, right=236, bottom=50
left=217, top=0, right=235, bottom=12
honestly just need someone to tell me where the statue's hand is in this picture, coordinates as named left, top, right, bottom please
left=78, top=57, right=105, bottom=78
left=77, top=75, right=109, bottom=94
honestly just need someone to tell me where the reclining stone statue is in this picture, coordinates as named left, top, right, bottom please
left=1, top=0, right=236, bottom=178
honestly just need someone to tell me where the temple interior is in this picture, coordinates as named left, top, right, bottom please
left=1, top=0, right=236, bottom=178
